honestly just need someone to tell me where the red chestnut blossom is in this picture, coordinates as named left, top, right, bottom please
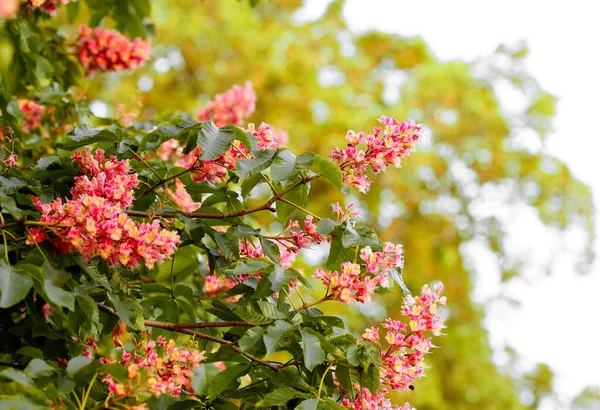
left=331, top=201, right=362, bottom=222
left=19, top=99, right=46, bottom=133
left=166, top=178, right=201, bottom=212
left=314, top=261, right=388, bottom=304
left=362, top=283, right=446, bottom=392
left=26, top=0, right=74, bottom=15
left=341, top=387, right=415, bottom=410
left=102, top=337, right=205, bottom=399
left=314, top=241, right=403, bottom=304
left=196, top=81, right=256, bottom=127
left=4, top=153, right=17, bottom=168
left=42, top=302, right=52, bottom=320
left=77, top=25, right=151, bottom=75
left=330, top=116, right=422, bottom=193
left=27, top=149, right=180, bottom=269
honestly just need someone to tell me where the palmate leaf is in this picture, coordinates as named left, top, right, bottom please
left=263, top=320, right=295, bottom=355
left=300, top=329, right=326, bottom=371
left=257, top=387, right=312, bottom=407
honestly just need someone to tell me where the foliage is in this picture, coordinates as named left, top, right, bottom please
left=0, top=1, right=451, bottom=409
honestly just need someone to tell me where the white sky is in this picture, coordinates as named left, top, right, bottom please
left=298, top=0, right=600, bottom=407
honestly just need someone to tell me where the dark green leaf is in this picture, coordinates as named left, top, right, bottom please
left=235, top=150, right=276, bottom=179
left=198, top=121, right=236, bottom=160
left=300, top=329, right=325, bottom=371
left=0, top=262, right=33, bottom=309
left=258, top=387, right=312, bottom=407
left=312, top=154, right=343, bottom=190
left=264, top=320, right=294, bottom=355
left=209, top=363, right=250, bottom=399
left=272, top=149, right=297, bottom=182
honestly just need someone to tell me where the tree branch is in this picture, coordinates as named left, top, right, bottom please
left=97, top=304, right=282, bottom=372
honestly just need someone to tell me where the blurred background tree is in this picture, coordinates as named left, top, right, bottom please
left=62, top=0, right=595, bottom=408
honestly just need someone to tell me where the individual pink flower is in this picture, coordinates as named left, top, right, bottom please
left=42, top=302, right=52, bottom=320
left=330, top=116, right=422, bottom=193
left=331, top=202, right=361, bottom=222
left=19, top=99, right=46, bottom=134
left=196, top=82, right=256, bottom=127
left=28, top=149, right=180, bottom=269
left=77, top=25, right=151, bottom=75
left=4, top=153, right=17, bottom=168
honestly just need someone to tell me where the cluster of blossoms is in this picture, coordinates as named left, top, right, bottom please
left=341, top=387, right=415, bottom=410
left=27, top=149, right=180, bottom=269
left=330, top=116, right=423, bottom=193
left=348, top=283, right=446, bottom=409
left=26, top=0, right=74, bottom=15
left=314, top=242, right=403, bottom=304
left=77, top=25, right=151, bottom=75
left=331, top=202, right=362, bottom=222
left=247, top=122, right=288, bottom=150
left=101, top=336, right=205, bottom=400
left=19, top=99, right=46, bottom=134
left=196, top=81, right=256, bottom=127
left=1, top=126, right=18, bottom=168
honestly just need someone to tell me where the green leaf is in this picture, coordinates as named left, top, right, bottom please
left=59, top=125, right=119, bottom=150
left=325, top=228, right=355, bottom=271
left=335, top=366, right=359, bottom=396
left=0, top=368, right=35, bottom=388
left=272, top=149, right=297, bottom=181
left=232, top=259, right=271, bottom=275
left=264, top=320, right=294, bottom=355
left=24, top=359, right=57, bottom=379
left=31, top=156, right=59, bottom=171
left=106, top=293, right=145, bottom=330
left=389, top=267, right=411, bottom=295
left=257, top=387, right=312, bottom=407
left=0, top=262, right=33, bottom=309
left=198, top=121, right=236, bottom=160
left=235, top=150, right=276, bottom=179
left=362, top=365, right=381, bottom=393
left=237, top=326, right=266, bottom=352
left=209, top=363, right=250, bottom=399
left=312, top=154, right=343, bottom=190
left=276, top=183, right=309, bottom=223
left=316, top=218, right=340, bottom=236
left=260, top=238, right=281, bottom=263
left=300, top=329, right=325, bottom=371
left=341, top=225, right=381, bottom=249
left=241, top=173, right=265, bottom=197
left=65, top=356, right=91, bottom=377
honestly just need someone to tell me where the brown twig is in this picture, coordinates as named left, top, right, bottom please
left=97, top=304, right=282, bottom=372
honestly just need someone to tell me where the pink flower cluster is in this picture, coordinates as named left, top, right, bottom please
left=314, top=262, right=387, bottom=304
left=19, top=99, right=46, bottom=134
left=101, top=336, right=205, bottom=399
left=27, top=149, right=180, bottom=269
left=196, top=81, right=256, bottom=127
left=330, top=116, right=423, bottom=193
left=314, top=242, right=403, bottom=304
left=247, top=122, right=287, bottom=150
left=342, top=387, right=415, bottom=410
left=352, top=283, right=446, bottom=409
left=77, top=25, right=151, bottom=75
left=26, top=0, right=74, bottom=15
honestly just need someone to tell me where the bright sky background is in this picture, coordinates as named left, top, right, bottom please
left=298, top=1, right=600, bottom=407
